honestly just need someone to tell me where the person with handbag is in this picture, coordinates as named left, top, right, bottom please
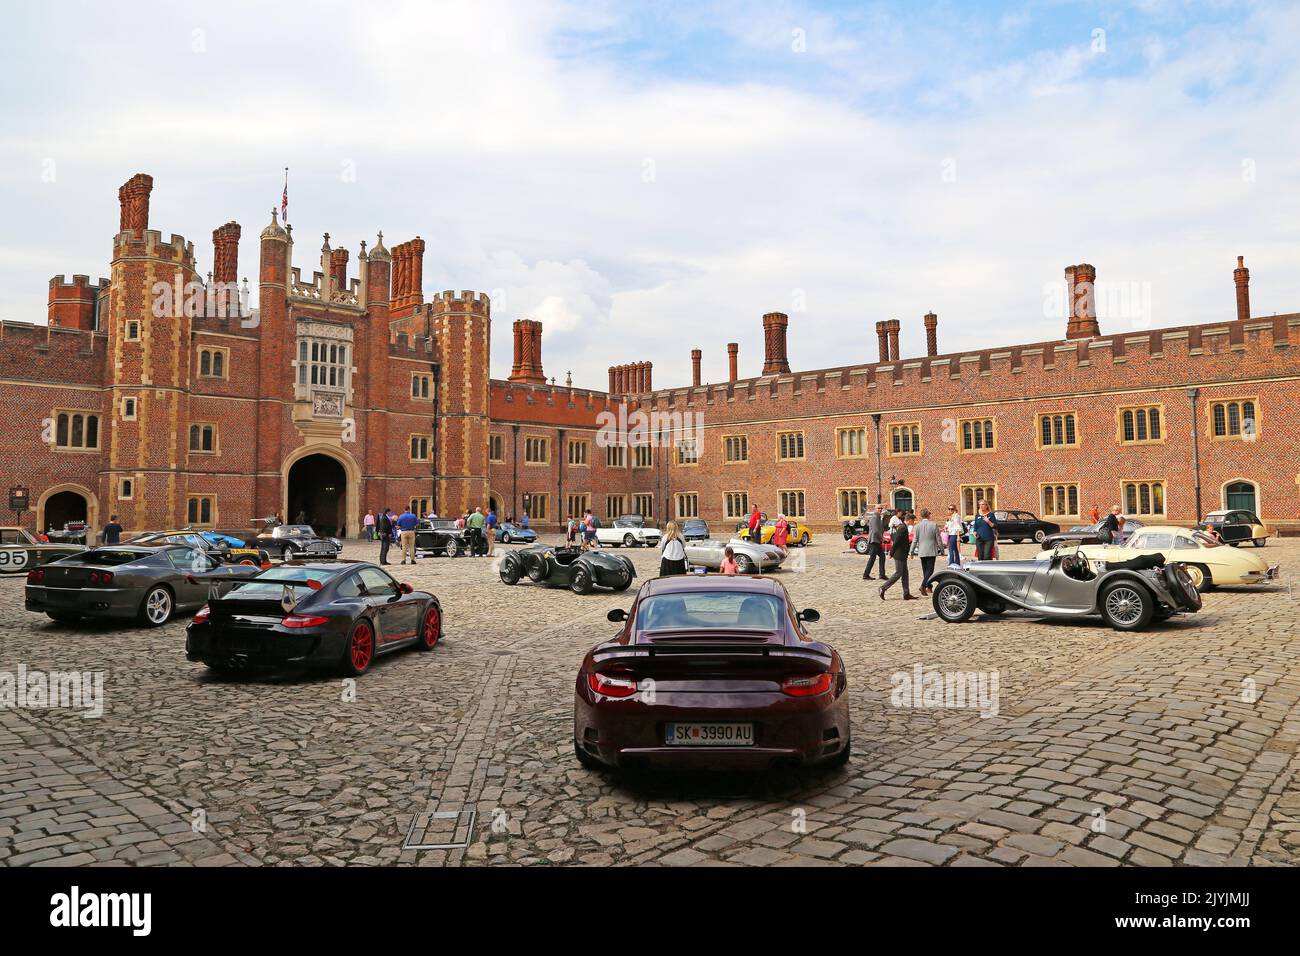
left=659, top=521, right=687, bottom=576
left=972, top=501, right=997, bottom=561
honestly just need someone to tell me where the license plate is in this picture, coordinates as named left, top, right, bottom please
left=664, top=722, right=754, bottom=746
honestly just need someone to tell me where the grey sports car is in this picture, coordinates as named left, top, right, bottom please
left=684, top=538, right=786, bottom=574
left=928, top=544, right=1201, bottom=631
left=25, top=544, right=260, bottom=627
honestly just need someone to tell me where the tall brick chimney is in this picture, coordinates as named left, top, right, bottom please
left=726, top=343, right=738, bottom=382
left=875, top=321, right=889, bottom=362
left=212, top=222, right=241, bottom=284
left=118, top=173, right=153, bottom=235
left=1065, top=263, right=1100, bottom=338
left=608, top=366, right=617, bottom=394
left=924, top=312, right=938, bottom=356
left=762, top=312, right=791, bottom=375
left=330, top=248, right=349, bottom=296
left=509, top=319, right=545, bottom=384
left=1234, top=256, right=1250, bottom=323
left=691, top=348, right=702, bottom=387
left=886, top=319, right=901, bottom=361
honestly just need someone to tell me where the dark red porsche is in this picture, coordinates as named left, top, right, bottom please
left=573, top=575, right=850, bottom=771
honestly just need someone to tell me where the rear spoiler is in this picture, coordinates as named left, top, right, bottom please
left=593, top=643, right=831, bottom=663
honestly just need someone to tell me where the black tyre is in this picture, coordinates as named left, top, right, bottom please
left=571, top=565, right=594, bottom=595
left=1163, top=563, right=1202, bottom=611
left=1099, top=580, right=1155, bottom=631
left=501, top=532, right=511, bottom=544
left=1253, top=538, right=1265, bottom=548
left=341, top=618, right=375, bottom=676
left=574, top=739, right=602, bottom=770
left=827, top=732, right=851, bottom=768
left=526, top=559, right=547, bottom=583
left=799, top=532, right=810, bottom=547
left=735, top=554, right=754, bottom=574
left=1033, top=529, right=1047, bottom=543
left=444, top=540, right=460, bottom=558
left=1183, top=564, right=1212, bottom=593
left=932, top=579, right=976, bottom=623
left=45, top=610, right=82, bottom=625
left=854, top=538, right=869, bottom=555
left=138, top=585, right=174, bottom=627
left=613, top=561, right=634, bottom=591
left=978, top=597, right=1006, bottom=616
left=623, top=534, right=636, bottom=548
left=499, top=559, right=521, bottom=585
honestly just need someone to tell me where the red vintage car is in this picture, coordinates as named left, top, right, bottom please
left=849, top=527, right=910, bottom=554
left=573, top=575, right=850, bottom=771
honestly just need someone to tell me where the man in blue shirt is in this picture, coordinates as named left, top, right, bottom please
left=520, top=513, right=529, bottom=530
left=485, top=508, right=498, bottom=556
left=396, top=507, right=419, bottom=564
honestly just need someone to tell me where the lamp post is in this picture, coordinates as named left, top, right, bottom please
left=1187, top=388, right=1202, bottom=520
left=889, top=474, right=906, bottom=511
left=872, top=414, right=883, bottom=504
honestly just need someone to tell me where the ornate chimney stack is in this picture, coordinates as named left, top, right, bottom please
left=1234, top=256, right=1251, bottom=323
left=886, top=319, right=901, bottom=361
left=762, top=312, right=791, bottom=374
left=691, top=348, right=702, bottom=387
left=509, top=319, right=545, bottom=384
left=644, top=361, right=653, bottom=392
left=924, top=312, right=938, bottom=356
left=212, top=222, right=241, bottom=285
left=727, top=343, right=738, bottom=382
left=876, top=321, right=889, bottom=363
left=330, top=248, right=349, bottom=296
left=118, top=173, right=153, bottom=236
left=1065, top=263, right=1100, bottom=339
left=608, top=366, right=617, bottom=394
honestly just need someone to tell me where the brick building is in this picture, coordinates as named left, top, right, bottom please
left=2, top=174, right=1297, bottom=542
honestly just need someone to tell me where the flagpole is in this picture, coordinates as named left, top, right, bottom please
left=282, top=167, right=289, bottom=226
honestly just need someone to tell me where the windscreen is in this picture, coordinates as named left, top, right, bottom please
left=227, top=565, right=343, bottom=597
left=75, top=550, right=152, bottom=566
left=636, top=591, right=785, bottom=632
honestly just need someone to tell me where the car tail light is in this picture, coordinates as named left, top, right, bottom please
left=587, top=672, right=638, bottom=698
left=193, top=605, right=210, bottom=624
left=27, top=569, right=44, bottom=584
left=87, top=571, right=114, bottom=586
left=782, top=673, right=833, bottom=697
left=281, top=615, right=329, bottom=629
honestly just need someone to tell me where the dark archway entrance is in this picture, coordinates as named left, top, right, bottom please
left=287, top=454, right=347, bottom=538
left=45, top=490, right=88, bottom=534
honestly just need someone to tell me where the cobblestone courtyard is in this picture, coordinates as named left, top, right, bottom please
left=2, top=537, right=1299, bottom=868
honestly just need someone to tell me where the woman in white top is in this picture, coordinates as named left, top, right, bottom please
left=944, top=505, right=964, bottom=566
left=659, top=521, right=687, bottom=576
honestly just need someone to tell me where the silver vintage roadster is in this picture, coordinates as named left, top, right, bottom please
left=928, top=545, right=1201, bottom=631
left=684, top=538, right=786, bottom=574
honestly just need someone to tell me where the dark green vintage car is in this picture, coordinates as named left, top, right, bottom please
left=0, top=527, right=86, bottom=574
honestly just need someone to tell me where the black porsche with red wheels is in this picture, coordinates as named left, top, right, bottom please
left=186, top=560, right=443, bottom=676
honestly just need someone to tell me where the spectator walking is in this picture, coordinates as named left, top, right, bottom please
left=363, top=510, right=375, bottom=541
left=566, top=515, right=578, bottom=547
left=972, top=500, right=997, bottom=560
left=378, top=508, right=394, bottom=565
left=102, top=515, right=123, bottom=546
left=396, top=506, right=419, bottom=564
left=659, top=521, right=687, bottom=576
left=772, top=514, right=789, bottom=550
left=1090, top=504, right=1101, bottom=525
left=911, top=509, right=943, bottom=596
left=862, top=504, right=887, bottom=580
left=944, top=505, right=964, bottom=567
left=583, top=510, right=598, bottom=550
left=880, top=513, right=916, bottom=600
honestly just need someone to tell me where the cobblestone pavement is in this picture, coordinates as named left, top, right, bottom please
left=2, top=536, right=1299, bottom=867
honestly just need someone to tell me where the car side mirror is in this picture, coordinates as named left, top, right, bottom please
left=607, top=608, right=628, bottom=623
left=797, top=608, right=820, bottom=624
left=399, top=582, right=413, bottom=594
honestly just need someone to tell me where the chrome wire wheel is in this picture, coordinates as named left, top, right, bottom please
left=1103, top=586, right=1143, bottom=627
left=936, top=583, right=969, bottom=619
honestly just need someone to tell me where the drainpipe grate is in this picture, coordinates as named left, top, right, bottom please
left=403, top=809, right=477, bottom=850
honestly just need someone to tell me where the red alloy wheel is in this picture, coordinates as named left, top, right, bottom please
left=351, top=622, right=374, bottom=672
left=423, top=606, right=441, bottom=649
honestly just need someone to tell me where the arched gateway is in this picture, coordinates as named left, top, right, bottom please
left=281, top=445, right=361, bottom=539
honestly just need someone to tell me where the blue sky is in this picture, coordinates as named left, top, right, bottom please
left=0, top=0, right=1296, bottom=388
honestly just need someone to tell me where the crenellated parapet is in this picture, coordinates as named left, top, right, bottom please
left=0, top=321, right=108, bottom=385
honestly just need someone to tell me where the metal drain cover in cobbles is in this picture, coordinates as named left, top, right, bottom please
left=403, top=809, right=477, bottom=850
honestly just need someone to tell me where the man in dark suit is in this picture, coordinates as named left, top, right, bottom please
left=862, top=504, right=887, bottom=580
left=880, top=513, right=916, bottom=600
left=377, top=508, right=394, bottom=565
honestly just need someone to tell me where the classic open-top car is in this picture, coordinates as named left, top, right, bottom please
left=186, top=561, right=441, bottom=676
left=1198, top=510, right=1269, bottom=547
left=573, top=575, right=847, bottom=771
left=683, top=537, right=786, bottom=573
left=596, top=515, right=662, bottom=548
left=255, top=523, right=343, bottom=561
left=930, top=543, right=1201, bottom=631
left=1067, top=526, right=1278, bottom=592
left=415, top=518, right=472, bottom=557
left=0, top=527, right=85, bottom=574
left=1040, top=517, right=1146, bottom=550
left=500, top=544, right=635, bottom=593
left=739, top=518, right=813, bottom=547
left=130, top=530, right=271, bottom=568
left=26, top=544, right=261, bottom=626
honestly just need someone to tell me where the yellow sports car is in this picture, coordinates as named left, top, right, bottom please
left=1074, top=525, right=1278, bottom=592
left=738, top=519, right=813, bottom=548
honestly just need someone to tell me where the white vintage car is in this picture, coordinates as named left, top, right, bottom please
left=595, top=514, right=662, bottom=548
left=1045, top=525, right=1278, bottom=592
